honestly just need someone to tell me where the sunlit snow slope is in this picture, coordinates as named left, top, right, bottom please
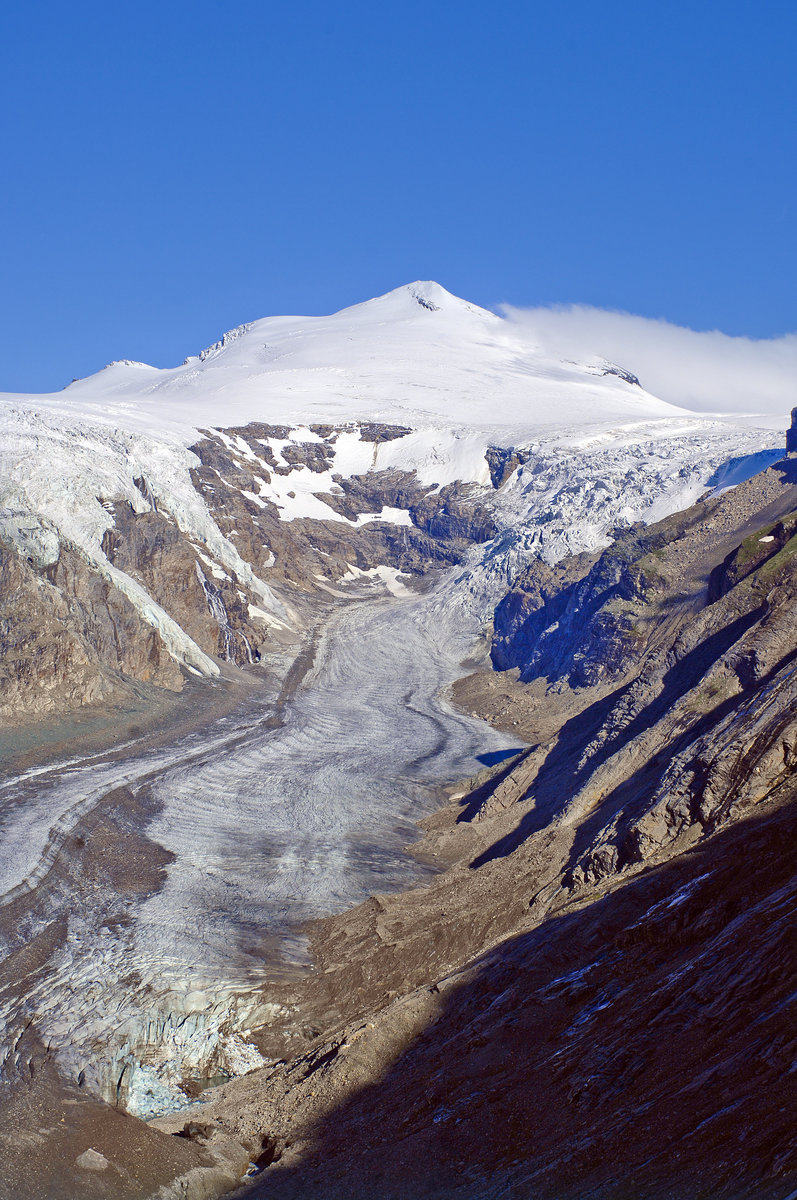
left=18, top=281, right=688, bottom=436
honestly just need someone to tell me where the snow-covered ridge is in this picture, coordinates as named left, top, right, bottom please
left=0, top=282, right=785, bottom=689
left=101, top=359, right=155, bottom=371
left=7, top=281, right=690, bottom=438
left=195, top=321, right=255, bottom=363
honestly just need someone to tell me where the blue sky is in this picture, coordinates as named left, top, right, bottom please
left=1, top=0, right=795, bottom=392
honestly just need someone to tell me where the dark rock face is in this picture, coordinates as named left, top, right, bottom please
left=222, top=421, right=292, bottom=441
left=101, top=500, right=266, bottom=666
left=411, top=482, right=498, bottom=543
left=279, top=442, right=331, bottom=473
left=491, top=552, right=593, bottom=677
left=786, top=406, right=797, bottom=455
left=189, top=425, right=498, bottom=591
left=491, top=520, right=672, bottom=686
left=315, top=468, right=428, bottom=523
left=484, top=445, right=533, bottom=488
left=595, top=361, right=641, bottom=386
left=356, top=422, right=412, bottom=443
left=187, top=440, right=262, bottom=488
left=0, top=536, right=183, bottom=721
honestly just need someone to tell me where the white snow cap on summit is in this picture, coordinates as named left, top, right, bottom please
left=337, top=280, right=492, bottom=318
left=188, top=281, right=496, bottom=369
left=7, top=281, right=692, bottom=439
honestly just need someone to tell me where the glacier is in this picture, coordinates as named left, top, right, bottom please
left=0, top=281, right=786, bottom=1117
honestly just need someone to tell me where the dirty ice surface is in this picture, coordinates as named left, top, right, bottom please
left=0, top=571, right=521, bottom=1113
left=136, top=579, right=520, bottom=987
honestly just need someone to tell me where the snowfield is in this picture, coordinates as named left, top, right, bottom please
left=5, top=280, right=691, bottom=434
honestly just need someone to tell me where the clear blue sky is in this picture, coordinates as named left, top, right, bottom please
left=2, top=0, right=795, bottom=392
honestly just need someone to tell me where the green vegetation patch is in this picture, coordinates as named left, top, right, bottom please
left=755, top=531, right=797, bottom=581
left=737, top=525, right=777, bottom=566
left=686, top=673, right=737, bottom=714
left=737, top=512, right=797, bottom=567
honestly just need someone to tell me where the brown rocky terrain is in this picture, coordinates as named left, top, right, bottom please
left=199, top=786, right=796, bottom=1200
left=187, top=423, right=498, bottom=594
left=0, top=535, right=184, bottom=724
left=0, top=420, right=501, bottom=729
left=125, top=455, right=797, bottom=1199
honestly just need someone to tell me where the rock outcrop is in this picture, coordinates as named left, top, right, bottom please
left=786, top=405, right=797, bottom=455
left=0, top=535, right=183, bottom=722
left=188, top=425, right=499, bottom=592
left=101, top=499, right=265, bottom=667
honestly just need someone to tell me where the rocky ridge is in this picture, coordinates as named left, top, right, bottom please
left=2, top=411, right=776, bottom=727
left=485, top=456, right=797, bottom=888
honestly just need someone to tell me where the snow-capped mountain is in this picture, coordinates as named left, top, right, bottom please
left=0, top=282, right=789, bottom=1133
left=0, top=282, right=784, bottom=721
left=49, top=280, right=687, bottom=434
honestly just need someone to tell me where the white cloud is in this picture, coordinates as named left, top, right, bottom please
left=501, top=304, right=797, bottom=418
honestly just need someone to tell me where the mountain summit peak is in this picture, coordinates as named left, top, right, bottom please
left=46, top=281, right=687, bottom=431
left=341, top=280, right=496, bottom=323
left=403, top=280, right=450, bottom=310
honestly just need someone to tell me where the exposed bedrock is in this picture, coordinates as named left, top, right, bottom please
left=482, top=456, right=797, bottom=891
left=188, top=428, right=499, bottom=592
left=484, top=443, right=534, bottom=488
left=101, top=499, right=267, bottom=666
left=317, top=470, right=497, bottom=556
left=0, top=534, right=183, bottom=723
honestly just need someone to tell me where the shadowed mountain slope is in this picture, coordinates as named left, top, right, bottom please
left=227, top=793, right=797, bottom=1200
